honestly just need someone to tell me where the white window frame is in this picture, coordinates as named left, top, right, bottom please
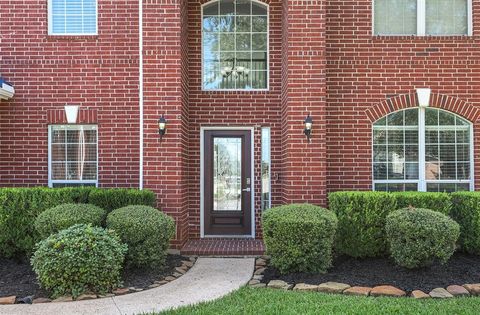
left=48, top=0, right=99, bottom=36
left=201, top=0, right=270, bottom=91
left=48, top=124, right=99, bottom=187
left=372, top=108, right=474, bottom=192
left=372, top=0, right=473, bottom=36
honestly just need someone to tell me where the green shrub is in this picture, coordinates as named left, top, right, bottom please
left=393, top=192, right=451, bottom=215
left=35, top=203, right=106, bottom=239
left=385, top=208, right=459, bottom=268
left=451, top=192, right=480, bottom=254
left=31, top=224, right=127, bottom=298
left=329, top=191, right=397, bottom=258
left=106, top=205, right=175, bottom=269
left=262, top=204, right=338, bottom=274
left=0, top=187, right=155, bottom=258
left=0, top=187, right=80, bottom=257
left=89, top=189, right=156, bottom=213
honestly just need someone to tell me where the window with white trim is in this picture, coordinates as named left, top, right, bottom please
left=48, top=0, right=98, bottom=35
left=374, top=0, right=471, bottom=36
left=202, top=0, right=268, bottom=90
left=261, top=127, right=271, bottom=210
left=373, top=108, right=473, bottom=192
left=49, top=125, right=98, bottom=187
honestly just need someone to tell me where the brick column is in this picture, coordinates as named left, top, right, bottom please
left=143, top=0, right=189, bottom=248
left=281, top=0, right=327, bottom=205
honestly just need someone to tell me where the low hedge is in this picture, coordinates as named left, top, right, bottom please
left=329, top=191, right=397, bottom=258
left=0, top=187, right=156, bottom=258
left=262, top=204, right=338, bottom=274
left=386, top=208, right=459, bottom=268
left=106, top=205, right=175, bottom=269
left=451, top=192, right=480, bottom=254
left=89, top=189, right=156, bottom=212
left=393, top=192, right=451, bottom=215
left=35, top=203, right=107, bottom=239
left=31, top=224, right=127, bottom=298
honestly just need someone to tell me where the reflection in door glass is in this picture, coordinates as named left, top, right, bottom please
left=214, top=137, right=242, bottom=211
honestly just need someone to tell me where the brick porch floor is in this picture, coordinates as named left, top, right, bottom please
left=180, top=238, right=265, bottom=256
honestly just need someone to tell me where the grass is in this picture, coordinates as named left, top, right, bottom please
left=159, top=286, right=480, bottom=315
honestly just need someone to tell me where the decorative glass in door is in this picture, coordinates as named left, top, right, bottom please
left=213, top=137, right=242, bottom=211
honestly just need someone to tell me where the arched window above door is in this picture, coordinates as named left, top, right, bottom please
left=202, top=0, right=268, bottom=90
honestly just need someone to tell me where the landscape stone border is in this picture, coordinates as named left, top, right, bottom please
left=249, top=257, right=480, bottom=299
left=0, top=256, right=197, bottom=305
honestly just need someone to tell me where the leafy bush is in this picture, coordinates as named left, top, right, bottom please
left=0, top=187, right=155, bottom=258
left=262, top=204, right=338, bottom=274
left=393, top=192, right=451, bottom=215
left=31, top=224, right=127, bottom=298
left=106, top=205, right=175, bottom=269
left=451, top=192, right=480, bottom=254
left=89, top=189, right=156, bottom=213
left=329, top=191, right=397, bottom=258
left=385, top=208, right=459, bottom=268
left=35, top=203, right=106, bottom=239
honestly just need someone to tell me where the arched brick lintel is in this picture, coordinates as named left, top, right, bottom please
left=200, top=0, right=271, bottom=6
left=365, top=93, right=480, bottom=124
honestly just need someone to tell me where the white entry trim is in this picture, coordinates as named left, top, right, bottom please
left=200, top=126, right=255, bottom=238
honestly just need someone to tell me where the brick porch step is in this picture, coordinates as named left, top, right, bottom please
left=181, top=238, right=265, bottom=256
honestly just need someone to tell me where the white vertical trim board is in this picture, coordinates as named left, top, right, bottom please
left=200, top=126, right=255, bottom=238
left=139, top=0, right=144, bottom=190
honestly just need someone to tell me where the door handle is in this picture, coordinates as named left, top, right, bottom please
left=242, top=188, right=251, bottom=192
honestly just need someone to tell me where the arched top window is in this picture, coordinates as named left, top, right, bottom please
left=373, top=107, right=473, bottom=192
left=202, top=0, right=268, bottom=90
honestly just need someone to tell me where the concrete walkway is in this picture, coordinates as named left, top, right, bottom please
left=0, top=258, right=254, bottom=315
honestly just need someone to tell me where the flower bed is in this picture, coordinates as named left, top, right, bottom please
left=0, top=255, right=196, bottom=304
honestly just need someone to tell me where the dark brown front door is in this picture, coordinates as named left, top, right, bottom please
left=204, top=130, right=252, bottom=236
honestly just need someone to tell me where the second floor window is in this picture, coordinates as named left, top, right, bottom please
left=374, top=0, right=471, bottom=36
left=48, top=0, right=98, bottom=35
left=202, top=0, right=269, bottom=90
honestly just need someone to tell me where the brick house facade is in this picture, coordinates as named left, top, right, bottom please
left=1, top=0, right=479, bottom=249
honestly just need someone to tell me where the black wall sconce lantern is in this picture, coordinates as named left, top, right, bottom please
left=304, top=114, right=312, bottom=142
left=158, top=115, right=167, bottom=139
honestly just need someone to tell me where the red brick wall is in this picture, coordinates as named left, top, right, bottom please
left=0, top=0, right=140, bottom=187
left=142, top=0, right=190, bottom=248
left=281, top=0, right=327, bottom=206
left=326, top=0, right=480, bottom=192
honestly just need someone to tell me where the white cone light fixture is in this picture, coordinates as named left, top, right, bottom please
left=64, top=105, right=80, bottom=124
left=416, top=88, right=431, bottom=107
left=0, top=78, right=15, bottom=100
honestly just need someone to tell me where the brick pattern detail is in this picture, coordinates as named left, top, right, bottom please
left=181, top=238, right=265, bottom=256
left=281, top=0, right=327, bottom=206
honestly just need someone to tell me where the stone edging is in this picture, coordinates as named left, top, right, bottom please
left=0, top=256, right=197, bottom=305
left=248, top=257, right=480, bottom=299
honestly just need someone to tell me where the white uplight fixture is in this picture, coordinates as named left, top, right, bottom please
left=416, top=88, right=431, bottom=107
left=0, top=78, right=15, bottom=100
left=64, top=105, right=80, bottom=124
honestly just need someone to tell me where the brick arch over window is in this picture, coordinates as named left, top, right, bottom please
left=365, top=93, right=480, bottom=124
left=200, top=0, right=271, bottom=5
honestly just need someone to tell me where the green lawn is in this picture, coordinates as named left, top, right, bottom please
left=159, top=287, right=480, bottom=315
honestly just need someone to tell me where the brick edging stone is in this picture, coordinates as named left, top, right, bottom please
left=249, top=257, right=480, bottom=299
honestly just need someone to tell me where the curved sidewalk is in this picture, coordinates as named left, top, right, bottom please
left=0, top=257, right=255, bottom=315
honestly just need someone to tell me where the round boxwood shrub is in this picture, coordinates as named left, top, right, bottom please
left=31, top=224, right=127, bottom=298
left=35, top=203, right=106, bottom=239
left=385, top=208, right=460, bottom=269
left=262, top=203, right=338, bottom=274
left=106, top=205, right=175, bottom=269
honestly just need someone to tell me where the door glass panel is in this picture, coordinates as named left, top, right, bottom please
left=213, top=137, right=242, bottom=211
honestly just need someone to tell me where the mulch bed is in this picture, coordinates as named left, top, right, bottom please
left=0, top=254, right=187, bottom=300
left=262, top=253, right=480, bottom=293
